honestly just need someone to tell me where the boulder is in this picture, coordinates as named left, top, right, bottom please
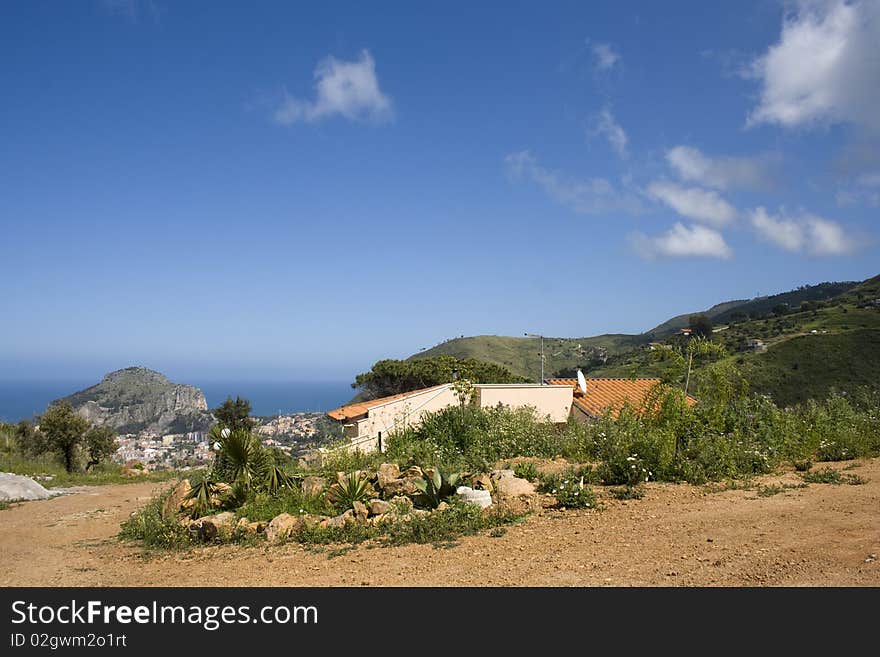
left=0, top=473, right=54, bottom=501
left=381, top=477, right=419, bottom=498
left=369, top=513, right=392, bottom=526
left=161, top=479, right=192, bottom=518
left=341, top=509, right=358, bottom=526
left=369, top=499, right=392, bottom=516
left=301, top=476, right=327, bottom=497
left=491, top=469, right=516, bottom=480
left=236, top=518, right=267, bottom=535
left=402, top=466, right=423, bottom=479
left=353, top=501, right=369, bottom=524
left=191, top=511, right=237, bottom=541
left=493, top=476, right=536, bottom=497
left=320, top=510, right=355, bottom=529
left=470, top=473, right=494, bottom=492
left=376, top=463, right=400, bottom=489
left=389, top=495, right=413, bottom=514
left=266, top=513, right=300, bottom=541
left=455, top=486, right=493, bottom=509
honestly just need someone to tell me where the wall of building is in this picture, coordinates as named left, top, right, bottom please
left=473, top=384, right=573, bottom=423
left=343, top=384, right=458, bottom=453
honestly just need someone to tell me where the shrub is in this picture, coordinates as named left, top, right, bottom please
left=325, top=471, right=376, bottom=511
left=549, top=476, right=596, bottom=509
left=119, top=493, right=192, bottom=549
left=609, top=485, right=644, bottom=500
left=512, top=461, right=540, bottom=482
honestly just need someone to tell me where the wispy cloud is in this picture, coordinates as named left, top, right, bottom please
left=505, top=151, right=643, bottom=215
left=646, top=181, right=738, bottom=227
left=632, top=223, right=732, bottom=260
left=666, top=145, right=777, bottom=191
left=746, top=0, right=880, bottom=131
left=589, top=108, right=628, bottom=158
left=587, top=40, right=620, bottom=72
left=273, top=50, right=393, bottom=125
left=101, top=0, right=160, bottom=23
left=749, top=206, right=856, bottom=255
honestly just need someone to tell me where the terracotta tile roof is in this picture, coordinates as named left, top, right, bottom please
left=327, top=384, right=449, bottom=422
left=546, top=378, right=697, bottom=418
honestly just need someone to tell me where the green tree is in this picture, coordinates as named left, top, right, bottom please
left=352, top=356, right=528, bottom=400
left=688, top=313, right=714, bottom=339
left=38, top=402, right=91, bottom=473
left=83, top=426, right=117, bottom=470
left=213, top=396, right=254, bottom=430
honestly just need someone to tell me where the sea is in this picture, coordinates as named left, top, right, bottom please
left=0, top=380, right=354, bottom=423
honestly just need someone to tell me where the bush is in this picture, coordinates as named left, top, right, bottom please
left=552, top=477, right=596, bottom=509
left=512, top=461, right=539, bottom=482
left=119, top=492, right=192, bottom=549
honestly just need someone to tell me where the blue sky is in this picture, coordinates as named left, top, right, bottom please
left=1, top=0, right=878, bottom=383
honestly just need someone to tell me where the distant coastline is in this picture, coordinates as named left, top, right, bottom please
left=0, top=380, right=353, bottom=423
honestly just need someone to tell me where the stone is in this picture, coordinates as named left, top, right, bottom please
left=353, top=501, right=369, bottom=524
left=435, top=501, right=450, bottom=513
left=266, top=513, right=299, bottom=541
left=0, top=473, right=55, bottom=501
left=493, top=476, right=536, bottom=497
left=402, top=466, right=423, bottom=479
left=490, top=469, right=516, bottom=480
left=301, top=476, right=327, bottom=497
left=389, top=495, right=413, bottom=514
left=376, top=463, right=400, bottom=488
left=369, top=513, right=392, bottom=526
left=191, top=511, right=237, bottom=541
left=470, top=473, right=494, bottom=492
left=369, top=499, right=392, bottom=516
left=455, top=486, right=493, bottom=509
left=341, top=509, right=357, bottom=526
left=236, top=518, right=267, bottom=535
left=381, top=478, right=419, bottom=497
left=161, top=479, right=192, bottom=518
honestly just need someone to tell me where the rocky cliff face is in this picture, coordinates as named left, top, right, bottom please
left=57, top=367, right=214, bottom=435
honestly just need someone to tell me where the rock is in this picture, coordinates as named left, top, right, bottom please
left=369, top=499, right=392, bottom=516
left=0, top=472, right=55, bottom=501
left=370, top=513, right=392, bottom=526
left=381, top=478, right=419, bottom=497
left=455, top=486, right=493, bottom=509
left=490, top=469, right=516, bottom=480
left=402, top=466, right=423, bottom=479
left=353, top=501, right=369, bottom=524
left=161, top=479, right=192, bottom=518
left=301, top=476, right=327, bottom=497
left=435, top=501, right=450, bottom=513
left=320, top=510, right=355, bottom=529
left=493, top=476, right=536, bottom=497
left=389, top=495, right=413, bottom=514
left=470, top=473, right=494, bottom=492
left=341, top=509, right=358, bottom=526
left=376, top=463, right=400, bottom=488
left=236, top=518, right=267, bottom=535
left=266, top=513, right=300, bottom=541
left=191, top=511, right=237, bottom=541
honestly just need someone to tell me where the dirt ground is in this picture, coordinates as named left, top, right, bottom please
left=2, top=458, right=878, bottom=587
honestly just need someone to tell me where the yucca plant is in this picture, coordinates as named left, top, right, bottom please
left=184, top=479, right=227, bottom=518
left=412, top=465, right=461, bottom=509
left=211, top=426, right=270, bottom=489
left=266, top=465, right=296, bottom=494
left=325, top=470, right=376, bottom=510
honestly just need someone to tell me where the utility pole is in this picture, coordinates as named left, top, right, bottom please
left=524, top=333, right=544, bottom=384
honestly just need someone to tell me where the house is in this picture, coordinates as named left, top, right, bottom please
left=326, top=383, right=573, bottom=453
left=739, top=338, right=766, bottom=352
left=326, top=377, right=696, bottom=453
left=546, top=378, right=697, bottom=420
left=678, top=327, right=693, bottom=337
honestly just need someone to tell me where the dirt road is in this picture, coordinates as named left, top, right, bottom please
left=2, top=459, right=878, bottom=586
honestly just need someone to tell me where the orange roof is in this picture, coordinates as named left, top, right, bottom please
left=546, top=378, right=697, bottom=418
left=327, top=384, right=449, bottom=422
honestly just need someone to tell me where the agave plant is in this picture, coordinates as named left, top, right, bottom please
left=266, top=465, right=296, bottom=494
left=412, top=465, right=461, bottom=509
left=325, top=471, right=376, bottom=510
left=210, top=426, right=270, bottom=488
left=184, top=479, right=229, bottom=518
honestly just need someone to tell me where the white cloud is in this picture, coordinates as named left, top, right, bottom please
left=647, top=181, right=738, bottom=227
left=505, top=151, right=643, bottom=215
left=274, top=50, right=393, bottom=124
left=666, top=145, right=775, bottom=190
left=590, top=108, right=628, bottom=158
left=749, top=206, right=856, bottom=255
left=746, top=0, right=880, bottom=131
left=589, top=41, right=620, bottom=71
left=632, top=223, right=733, bottom=260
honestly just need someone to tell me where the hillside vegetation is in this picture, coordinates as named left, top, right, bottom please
left=409, top=274, right=880, bottom=405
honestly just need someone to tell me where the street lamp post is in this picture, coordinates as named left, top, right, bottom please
left=524, top=333, right=544, bottom=385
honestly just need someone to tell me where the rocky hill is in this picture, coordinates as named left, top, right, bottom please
left=56, top=367, right=214, bottom=435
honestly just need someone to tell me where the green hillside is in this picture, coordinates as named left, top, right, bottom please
left=407, top=274, right=880, bottom=404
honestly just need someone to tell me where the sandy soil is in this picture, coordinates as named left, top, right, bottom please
left=2, top=459, right=878, bottom=587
